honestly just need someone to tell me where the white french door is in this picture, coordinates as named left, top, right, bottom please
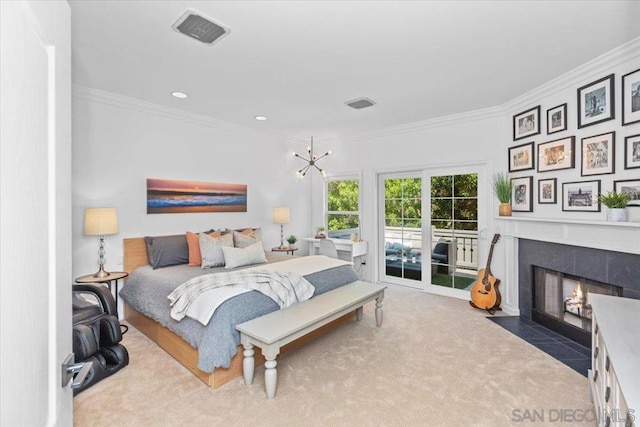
left=378, top=164, right=485, bottom=296
left=378, top=172, right=426, bottom=289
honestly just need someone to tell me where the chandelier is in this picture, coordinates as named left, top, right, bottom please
left=292, top=137, right=331, bottom=177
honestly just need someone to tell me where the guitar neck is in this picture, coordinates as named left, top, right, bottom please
left=482, top=234, right=500, bottom=279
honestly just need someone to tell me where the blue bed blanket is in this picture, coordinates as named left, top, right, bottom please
left=119, top=256, right=359, bottom=372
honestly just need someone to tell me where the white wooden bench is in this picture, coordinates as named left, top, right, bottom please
left=235, top=280, right=386, bottom=399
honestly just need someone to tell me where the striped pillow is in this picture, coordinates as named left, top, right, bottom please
left=200, top=231, right=233, bottom=268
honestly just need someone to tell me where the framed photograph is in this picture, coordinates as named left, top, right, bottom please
left=562, top=180, right=601, bottom=212
left=508, top=141, right=535, bottom=172
left=577, top=74, right=614, bottom=128
left=511, top=176, right=533, bottom=212
left=614, top=179, right=640, bottom=206
left=146, top=178, right=247, bottom=214
left=547, top=103, right=567, bottom=134
left=513, top=105, right=541, bottom=141
left=581, top=131, right=615, bottom=176
left=624, top=133, right=640, bottom=170
left=537, top=136, right=575, bottom=172
left=622, top=68, right=640, bottom=126
left=538, top=178, right=557, bottom=204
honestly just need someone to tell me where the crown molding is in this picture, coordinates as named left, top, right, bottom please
left=330, top=105, right=505, bottom=145
left=338, top=36, right=640, bottom=144
left=74, top=36, right=640, bottom=146
left=73, top=85, right=243, bottom=131
left=502, top=36, right=640, bottom=113
left=73, top=86, right=317, bottom=149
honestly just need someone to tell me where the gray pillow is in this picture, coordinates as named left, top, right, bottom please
left=221, top=241, right=268, bottom=269
left=233, top=227, right=262, bottom=248
left=200, top=231, right=234, bottom=268
left=144, top=234, right=189, bottom=269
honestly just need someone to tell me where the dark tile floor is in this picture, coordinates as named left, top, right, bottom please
left=488, top=316, right=591, bottom=377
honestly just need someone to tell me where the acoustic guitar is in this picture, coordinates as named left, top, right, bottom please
left=469, top=233, right=502, bottom=314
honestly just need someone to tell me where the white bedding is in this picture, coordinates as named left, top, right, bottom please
left=242, top=255, right=351, bottom=275
left=172, top=256, right=351, bottom=325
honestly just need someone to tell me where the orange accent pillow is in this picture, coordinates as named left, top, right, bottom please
left=187, top=230, right=226, bottom=265
left=186, top=232, right=202, bottom=266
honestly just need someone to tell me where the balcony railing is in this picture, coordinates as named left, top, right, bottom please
left=384, top=226, right=478, bottom=270
left=327, top=225, right=479, bottom=271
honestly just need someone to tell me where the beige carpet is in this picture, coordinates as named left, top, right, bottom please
left=74, top=285, right=593, bottom=426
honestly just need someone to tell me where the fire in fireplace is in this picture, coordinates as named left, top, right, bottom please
left=532, top=266, right=622, bottom=347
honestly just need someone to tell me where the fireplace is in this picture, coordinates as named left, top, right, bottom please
left=532, top=266, right=622, bottom=347
left=518, top=239, right=640, bottom=348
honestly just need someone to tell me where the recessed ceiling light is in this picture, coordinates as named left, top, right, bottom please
left=254, top=115, right=267, bottom=121
left=171, top=91, right=188, bottom=99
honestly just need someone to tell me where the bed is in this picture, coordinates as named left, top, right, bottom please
left=120, top=236, right=360, bottom=388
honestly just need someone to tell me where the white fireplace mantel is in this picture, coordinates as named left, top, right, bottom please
left=490, top=216, right=639, bottom=316
left=495, top=216, right=640, bottom=255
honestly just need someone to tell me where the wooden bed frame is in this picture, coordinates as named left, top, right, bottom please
left=122, top=237, right=355, bottom=388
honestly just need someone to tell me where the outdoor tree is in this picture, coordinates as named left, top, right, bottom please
left=328, top=174, right=478, bottom=232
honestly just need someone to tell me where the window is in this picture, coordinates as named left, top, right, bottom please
left=382, top=175, right=422, bottom=282
left=430, top=173, right=478, bottom=288
left=378, top=168, right=481, bottom=292
left=326, top=177, right=360, bottom=239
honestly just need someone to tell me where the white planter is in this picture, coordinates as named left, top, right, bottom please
left=607, top=208, right=627, bottom=222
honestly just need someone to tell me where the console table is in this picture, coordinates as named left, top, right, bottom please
left=588, top=294, right=639, bottom=427
left=302, top=237, right=367, bottom=263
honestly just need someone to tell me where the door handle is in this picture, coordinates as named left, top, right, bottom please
left=61, top=353, right=92, bottom=389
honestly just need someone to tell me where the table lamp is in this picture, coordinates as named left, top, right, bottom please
left=273, top=207, right=290, bottom=249
left=84, top=207, right=119, bottom=278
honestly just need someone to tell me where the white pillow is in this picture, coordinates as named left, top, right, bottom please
left=233, top=228, right=262, bottom=248
left=200, top=231, right=233, bottom=268
left=221, top=241, right=268, bottom=269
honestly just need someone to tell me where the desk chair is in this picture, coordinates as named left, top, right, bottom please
left=318, top=239, right=339, bottom=259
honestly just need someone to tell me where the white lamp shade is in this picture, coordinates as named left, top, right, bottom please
left=273, top=207, right=290, bottom=224
left=84, top=207, right=119, bottom=236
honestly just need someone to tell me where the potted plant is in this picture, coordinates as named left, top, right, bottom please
left=286, top=235, right=297, bottom=247
left=315, top=226, right=326, bottom=238
left=492, top=172, right=513, bottom=216
left=597, top=191, right=631, bottom=222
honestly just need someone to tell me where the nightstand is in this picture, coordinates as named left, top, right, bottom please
left=271, top=247, right=298, bottom=256
left=75, top=271, right=128, bottom=308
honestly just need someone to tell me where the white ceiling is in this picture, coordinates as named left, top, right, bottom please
left=69, top=1, right=640, bottom=143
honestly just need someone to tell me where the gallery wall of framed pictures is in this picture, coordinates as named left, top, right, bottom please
left=506, top=65, right=640, bottom=217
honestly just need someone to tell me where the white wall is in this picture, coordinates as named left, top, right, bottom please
left=72, top=36, right=640, bottom=314
left=72, top=88, right=311, bottom=278
left=311, top=37, right=640, bottom=314
left=311, top=110, right=506, bottom=285
left=502, top=37, right=640, bottom=221
left=1, top=1, right=73, bottom=424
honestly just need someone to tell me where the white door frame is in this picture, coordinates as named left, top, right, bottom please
left=377, top=170, right=427, bottom=290
left=376, top=161, right=488, bottom=298
left=422, top=163, right=488, bottom=300
left=0, top=1, right=72, bottom=425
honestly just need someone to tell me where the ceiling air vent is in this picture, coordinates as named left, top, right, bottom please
left=345, top=97, right=376, bottom=110
left=172, top=10, right=230, bottom=46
